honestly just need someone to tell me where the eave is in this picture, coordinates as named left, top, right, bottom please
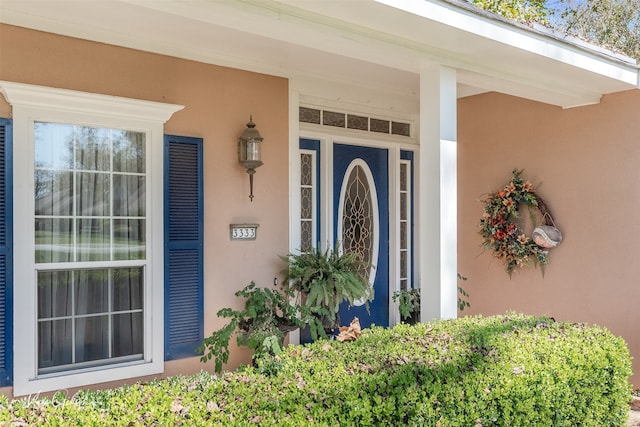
left=0, top=0, right=638, bottom=110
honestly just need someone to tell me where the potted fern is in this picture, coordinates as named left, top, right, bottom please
left=280, top=245, right=373, bottom=334
left=199, top=281, right=322, bottom=372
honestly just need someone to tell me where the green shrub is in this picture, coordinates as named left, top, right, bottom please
left=0, top=313, right=632, bottom=426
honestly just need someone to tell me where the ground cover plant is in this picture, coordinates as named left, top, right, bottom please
left=0, top=313, right=632, bottom=426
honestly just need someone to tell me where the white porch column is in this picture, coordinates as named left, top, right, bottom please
left=419, top=65, right=458, bottom=322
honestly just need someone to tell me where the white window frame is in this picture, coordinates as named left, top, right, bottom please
left=0, top=81, right=183, bottom=395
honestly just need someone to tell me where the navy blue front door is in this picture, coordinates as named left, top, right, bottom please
left=333, top=144, right=389, bottom=328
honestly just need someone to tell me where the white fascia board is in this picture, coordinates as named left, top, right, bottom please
left=374, top=0, right=638, bottom=86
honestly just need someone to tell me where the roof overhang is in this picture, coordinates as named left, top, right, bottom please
left=0, top=0, right=638, bottom=110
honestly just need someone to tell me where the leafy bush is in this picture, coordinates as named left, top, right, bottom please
left=0, top=314, right=632, bottom=426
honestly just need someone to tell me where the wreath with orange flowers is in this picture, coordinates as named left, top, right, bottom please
left=479, top=170, right=556, bottom=276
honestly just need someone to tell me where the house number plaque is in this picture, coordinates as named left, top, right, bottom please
left=230, top=224, right=259, bottom=240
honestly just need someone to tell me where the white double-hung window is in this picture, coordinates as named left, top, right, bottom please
left=35, top=122, right=147, bottom=373
left=0, top=81, right=183, bottom=395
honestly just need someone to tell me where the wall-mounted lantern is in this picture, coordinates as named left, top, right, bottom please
left=237, top=116, right=264, bottom=202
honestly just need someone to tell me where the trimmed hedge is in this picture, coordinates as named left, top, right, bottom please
left=0, top=313, right=632, bottom=426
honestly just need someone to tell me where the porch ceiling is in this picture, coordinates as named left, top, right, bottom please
left=1, top=0, right=638, bottom=110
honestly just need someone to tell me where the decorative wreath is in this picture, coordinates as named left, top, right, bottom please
left=479, top=169, right=561, bottom=276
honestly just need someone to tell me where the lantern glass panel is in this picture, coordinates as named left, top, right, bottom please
left=246, top=140, right=260, bottom=162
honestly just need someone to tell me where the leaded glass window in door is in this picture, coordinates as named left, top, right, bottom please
left=340, top=162, right=376, bottom=281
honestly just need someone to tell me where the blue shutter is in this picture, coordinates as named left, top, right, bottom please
left=0, top=119, right=12, bottom=386
left=164, top=135, right=203, bottom=360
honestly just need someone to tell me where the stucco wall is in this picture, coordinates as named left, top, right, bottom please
left=0, top=24, right=289, bottom=393
left=459, top=90, right=640, bottom=388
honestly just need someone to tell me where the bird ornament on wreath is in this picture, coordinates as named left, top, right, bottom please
left=479, top=169, right=562, bottom=276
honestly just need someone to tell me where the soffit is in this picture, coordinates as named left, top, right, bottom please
left=0, top=0, right=637, bottom=110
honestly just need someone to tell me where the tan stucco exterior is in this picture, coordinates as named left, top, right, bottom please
left=1, top=21, right=638, bottom=395
left=0, top=24, right=289, bottom=394
left=459, top=90, right=640, bottom=387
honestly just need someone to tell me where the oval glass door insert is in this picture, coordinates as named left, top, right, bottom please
left=337, top=159, right=379, bottom=304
